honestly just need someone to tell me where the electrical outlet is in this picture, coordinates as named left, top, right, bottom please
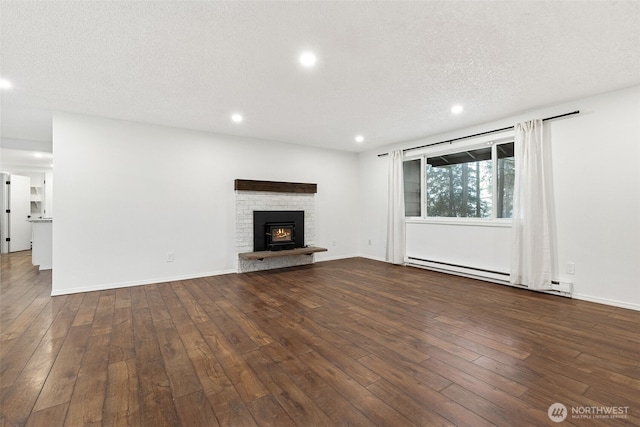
left=565, top=262, right=575, bottom=275
left=368, top=239, right=372, bottom=245
left=332, top=240, right=336, bottom=247
left=167, top=252, right=174, bottom=262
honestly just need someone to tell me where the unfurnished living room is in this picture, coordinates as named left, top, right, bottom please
left=1, top=1, right=639, bottom=426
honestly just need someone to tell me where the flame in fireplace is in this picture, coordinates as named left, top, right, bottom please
left=273, top=228, right=292, bottom=241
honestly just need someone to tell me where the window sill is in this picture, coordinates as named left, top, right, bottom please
left=405, top=217, right=512, bottom=228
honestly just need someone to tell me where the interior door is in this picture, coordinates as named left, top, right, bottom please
left=8, top=174, right=32, bottom=252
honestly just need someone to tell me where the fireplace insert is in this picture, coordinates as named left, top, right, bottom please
left=253, top=210, right=304, bottom=251
left=265, top=222, right=295, bottom=251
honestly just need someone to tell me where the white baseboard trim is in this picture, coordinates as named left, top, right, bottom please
left=50, top=258, right=639, bottom=312
left=358, top=254, right=387, bottom=262
left=51, top=255, right=356, bottom=295
left=407, top=262, right=640, bottom=310
left=405, top=261, right=575, bottom=298
left=405, top=258, right=510, bottom=284
left=50, top=269, right=237, bottom=296
left=315, top=253, right=360, bottom=263
left=572, top=293, right=640, bottom=312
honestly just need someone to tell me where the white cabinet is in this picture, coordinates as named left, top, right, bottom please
left=28, top=173, right=46, bottom=217
left=30, top=219, right=52, bottom=270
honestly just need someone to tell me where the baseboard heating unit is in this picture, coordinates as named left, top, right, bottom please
left=406, top=257, right=573, bottom=297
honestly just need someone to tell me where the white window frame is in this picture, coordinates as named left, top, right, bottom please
left=403, top=132, right=514, bottom=227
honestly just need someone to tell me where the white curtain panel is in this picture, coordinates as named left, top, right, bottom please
left=510, top=119, right=554, bottom=290
left=386, top=149, right=406, bottom=264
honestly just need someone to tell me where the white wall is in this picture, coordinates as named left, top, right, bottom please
left=51, top=87, right=640, bottom=310
left=52, top=113, right=359, bottom=295
left=44, top=170, right=53, bottom=217
left=405, top=221, right=512, bottom=279
left=358, top=86, right=640, bottom=310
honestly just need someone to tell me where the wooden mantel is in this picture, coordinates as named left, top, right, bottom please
left=234, top=179, right=317, bottom=194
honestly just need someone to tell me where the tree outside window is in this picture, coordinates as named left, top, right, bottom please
left=404, top=141, right=514, bottom=219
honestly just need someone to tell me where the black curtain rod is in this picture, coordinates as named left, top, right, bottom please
left=377, top=110, right=580, bottom=157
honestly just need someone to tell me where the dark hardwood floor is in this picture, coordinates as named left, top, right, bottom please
left=1, top=251, right=639, bottom=426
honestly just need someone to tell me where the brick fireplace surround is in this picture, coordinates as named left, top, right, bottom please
left=235, top=180, right=317, bottom=273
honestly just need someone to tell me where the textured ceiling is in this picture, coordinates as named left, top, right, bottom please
left=1, top=1, right=639, bottom=154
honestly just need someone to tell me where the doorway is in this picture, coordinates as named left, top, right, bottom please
left=0, top=173, right=32, bottom=252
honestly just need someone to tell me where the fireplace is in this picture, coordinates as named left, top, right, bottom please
left=253, top=210, right=304, bottom=251
left=266, top=222, right=295, bottom=251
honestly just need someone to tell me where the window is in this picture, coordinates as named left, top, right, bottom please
left=495, top=143, right=515, bottom=218
left=404, top=141, right=514, bottom=219
left=403, top=159, right=421, bottom=217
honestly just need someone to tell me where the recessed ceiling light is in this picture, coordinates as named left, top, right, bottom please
left=299, top=51, right=317, bottom=68
left=451, top=105, right=464, bottom=114
left=0, top=79, right=12, bottom=89
left=355, top=135, right=364, bottom=143
left=231, top=113, right=243, bottom=123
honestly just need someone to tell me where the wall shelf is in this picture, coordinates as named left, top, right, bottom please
left=239, top=246, right=327, bottom=261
